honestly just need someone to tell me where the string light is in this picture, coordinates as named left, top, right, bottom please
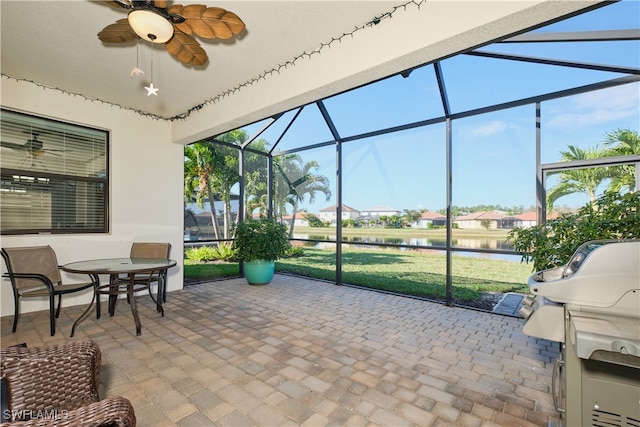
left=1, top=0, right=425, bottom=122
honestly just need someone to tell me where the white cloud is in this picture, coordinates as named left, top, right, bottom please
left=573, top=85, right=639, bottom=110
left=471, top=120, right=508, bottom=137
left=546, top=84, right=640, bottom=129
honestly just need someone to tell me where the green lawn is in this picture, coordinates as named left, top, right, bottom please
left=184, top=246, right=533, bottom=301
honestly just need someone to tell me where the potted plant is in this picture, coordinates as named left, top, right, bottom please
left=231, top=217, right=292, bottom=285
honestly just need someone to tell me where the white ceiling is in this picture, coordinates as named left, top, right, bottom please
left=1, top=1, right=604, bottom=136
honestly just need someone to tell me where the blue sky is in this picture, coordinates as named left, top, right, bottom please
left=235, top=1, right=639, bottom=216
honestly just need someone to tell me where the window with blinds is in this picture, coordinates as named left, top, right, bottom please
left=0, top=109, right=108, bottom=234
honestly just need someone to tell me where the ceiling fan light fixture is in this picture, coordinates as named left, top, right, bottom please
left=128, top=9, right=174, bottom=43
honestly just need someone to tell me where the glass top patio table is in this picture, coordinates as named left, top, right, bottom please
left=62, top=258, right=176, bottom=274
left=62, top=258, right=177, bottom=336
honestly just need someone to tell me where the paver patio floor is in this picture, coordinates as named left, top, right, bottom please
left=1, top=274, right=559, bottom=426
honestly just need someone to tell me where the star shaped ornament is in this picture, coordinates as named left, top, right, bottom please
left=144, top=83, right=159, bottom=96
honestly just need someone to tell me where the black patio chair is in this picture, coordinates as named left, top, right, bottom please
left=1, top=246, right=96, bottom=336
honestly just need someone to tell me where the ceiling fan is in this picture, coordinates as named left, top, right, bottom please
left=98, top=0, right=245, bottom=66
left=0, top=133, right=63, bottom=158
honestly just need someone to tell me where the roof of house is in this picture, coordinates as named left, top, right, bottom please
left=319, top=204, right=360, bottom=213
left=515, top=211, right=537, bottom=221
left=282, top=210, right=308, bottom=220
left=454, top=211, right=506, bottom=221
left=419, top=211, right=446, bottom=220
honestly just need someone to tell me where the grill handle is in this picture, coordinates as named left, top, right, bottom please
left=552, top=355, right=566, bottom=414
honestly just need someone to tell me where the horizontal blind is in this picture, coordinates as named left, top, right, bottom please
left=1, top=109, right=108, bottom=234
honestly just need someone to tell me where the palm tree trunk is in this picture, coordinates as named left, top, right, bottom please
left=289, top=201, right=300, bottom=238
left=206, top=187, right=221, bottom=240
left=223, top=198, right=233, bottom=240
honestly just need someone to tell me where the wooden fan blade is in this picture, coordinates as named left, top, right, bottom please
left=98, top=19, right=137, bottom=43
left=165, top=31, right=208, bottom=65
left=154, top=0, right=170, bottom=8
left=169, top=5, right=245, bottom=39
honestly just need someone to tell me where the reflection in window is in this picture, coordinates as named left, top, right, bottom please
left=1, top=109, right=108, bottom=234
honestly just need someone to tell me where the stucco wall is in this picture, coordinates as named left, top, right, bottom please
left=0, top=78, right=184, bottom=322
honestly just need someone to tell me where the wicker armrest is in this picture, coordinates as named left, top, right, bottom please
left=2, top=396, right=136, bottom=427
left=0, top=342, right=100, bottom=414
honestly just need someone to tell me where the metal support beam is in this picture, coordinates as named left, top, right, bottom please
left=317, top=100, right=343, bottom=285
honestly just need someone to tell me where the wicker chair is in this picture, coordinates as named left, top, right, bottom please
left=0, top=341, right=136, bottom=426
left=1, top=246, right=97, bottom=337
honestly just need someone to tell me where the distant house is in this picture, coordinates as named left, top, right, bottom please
left=360, top=205, right=401, bottom=219
left=510, top=211, right=562, bottom=228
left=513, top=211, right=537, bottom=228
left=454, top=211, right=506, bottom=229
left=499, top=215, right=519, bottom=229
left=183, top=211, right=216, bottom=240
left=195, top=211, right=213, bottom=226
left=415, top=211, right=447, bottom=228
left=318, top=204, right=360, bottom=225
left=281, top=210, right=309, bottom=227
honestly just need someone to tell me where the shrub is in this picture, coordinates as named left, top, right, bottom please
left=185, top=245, right=218, bottom=262
left=283, top=246, right=305, bottom=258
left=231, top=217, right=291, bottom=262
left=507, top=191, right=640, bottom=271
left=304, top=213, right=326, bottom=227
left=185, top=243, right=236, bottom=262
left=211, top=242, right=236, bottom=261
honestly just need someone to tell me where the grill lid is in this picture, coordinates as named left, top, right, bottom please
left=528, top=240, right=640, bottom=307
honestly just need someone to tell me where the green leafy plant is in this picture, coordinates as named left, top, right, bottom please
left=185, top=242, right=236, bottom=262
left=231, top=217, right=292, bottom=262
left=211, top=242, right=236, bottom=261
left=304, top=213, right=327, bottom=227
left=507, top=191, right=640, bottom=271
left=283, top=245, right=304, bottom=258
left=185, top=245, right=218, bottom=262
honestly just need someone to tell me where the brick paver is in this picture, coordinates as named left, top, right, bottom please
left=1, top=275, right=559, bottom=426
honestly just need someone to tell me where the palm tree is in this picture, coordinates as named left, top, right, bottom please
left=603, top=128, right=640, bottom=192
left=196, top=131, right=270, bottom=237
left=274, top=154, right=332, bottom=237
left=207, top=133, right=243, bottom=239
left=240, top=139, right=270, bottom=218
left=185, top=133, right=331, bottom=239
left=546, top=145, right=611, bottom=212
left=184, top=143, right=222, bottom=240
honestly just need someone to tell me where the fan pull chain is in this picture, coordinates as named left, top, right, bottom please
left=144, top=43, right=159, bottom=96
left=130, top=43, right=145, bottom=78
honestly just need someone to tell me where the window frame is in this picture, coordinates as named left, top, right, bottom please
left=0, top=108, right=109, bottom=235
